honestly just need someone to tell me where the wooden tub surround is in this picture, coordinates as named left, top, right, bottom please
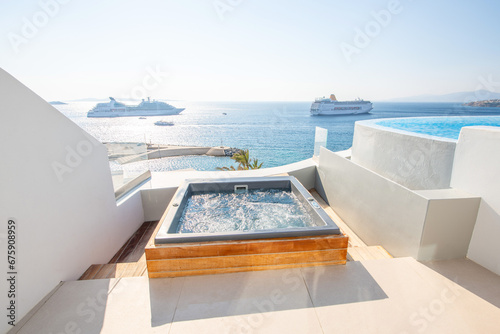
left=145, top=197, right=348, bottom=278
left=146, top=233, right=348, bottom=278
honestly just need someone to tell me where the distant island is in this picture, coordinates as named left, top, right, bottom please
left=463, top=99, right=500, bottom=107
left=386, top=90, right=500, bottom=103
left=49, top=101, right=67, bottom=105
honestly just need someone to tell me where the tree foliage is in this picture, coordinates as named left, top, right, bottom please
left=216, top=149, right=263, bottom=171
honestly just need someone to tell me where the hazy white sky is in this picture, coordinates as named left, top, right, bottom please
left=1, top=0, right=500, bottom=101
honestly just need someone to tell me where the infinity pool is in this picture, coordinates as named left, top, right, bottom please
left=376, top=116, right=500, bottom=140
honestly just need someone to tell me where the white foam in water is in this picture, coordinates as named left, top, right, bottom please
left=177, top=189, right=314, bottom=233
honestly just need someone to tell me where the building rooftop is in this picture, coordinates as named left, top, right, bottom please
left=2, top=69, right=500, bottom=333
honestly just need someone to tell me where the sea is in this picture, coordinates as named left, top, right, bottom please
left=54, top=101, right=500, bottom=173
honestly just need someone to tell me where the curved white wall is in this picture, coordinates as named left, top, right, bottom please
left=351, top=120, right=456, bottom=190
left=0, top=69, right=144, bottom=333
left=451, top=126, right=500, bottom=275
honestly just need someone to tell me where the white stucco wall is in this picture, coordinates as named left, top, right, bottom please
left=451, top=126, right=500, bottom=275
left=415, top=189, right=480, bottom=261
left=317, top=148, right=480, bottom=261
left=0, top=69, right=144, bottom=333
left=317, top=147, right=428, bottom=258
left=351, top=120, right=456, bottom=190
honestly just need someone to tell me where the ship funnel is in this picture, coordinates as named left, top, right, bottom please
left=330, top=94, right=337, bottom=101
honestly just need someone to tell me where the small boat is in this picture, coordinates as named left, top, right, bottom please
left=222, top=112, right=227, bottom=115
left=310, top=94, right=372, bottom=116
left=154, top=120, right=174, bottom=126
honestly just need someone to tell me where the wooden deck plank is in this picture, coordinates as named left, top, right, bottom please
left=113, top=222, right=151, bottom=263
left=148, top=249, right=347, bottom=273
left=114, top=263, right=135, bottom=278
left=146, top=235, right=348, bottom=260
left=79, top=222, right=160, bottom=281
left=108, top=223, right=148, bottom=264
left=79, top=264, right=103, bottom=280
left=149, top=260, right=346, bottom=278
left=133, top=258, right=148, bottom=277
left=147, top=206, right=175, bottom=249
left=123, top=221, right=159, bottom=263
left=93, top=264, right=117, bottom=280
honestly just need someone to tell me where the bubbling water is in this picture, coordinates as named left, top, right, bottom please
left=177, top=189, right=313, bottom=233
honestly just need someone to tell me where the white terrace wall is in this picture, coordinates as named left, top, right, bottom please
left=0, top=69, right=144, bottom=333
left=351, top=121, right=456, bottom=190
left=317, top=147, right=428, bottom=258
left=451, top=126, right=500, bottom=275
left=317, top=147, right=480, bottom=261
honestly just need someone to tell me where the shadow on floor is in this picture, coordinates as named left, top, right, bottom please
left=421, top=258, right=500, bottom=308
left=148, top=261, right=388, bottom=326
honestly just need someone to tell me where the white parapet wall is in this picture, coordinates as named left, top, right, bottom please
left=351, top=119, right=457, bottom=190
left=317, top=147, right=480, bottom=261
left=451, top=126, right=500, bottom=275
left=0, top=69, right=145, bottom=333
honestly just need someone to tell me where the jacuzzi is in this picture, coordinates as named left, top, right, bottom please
left=146, top=176, right=348, bottom=278
left=155, top=176, right=341, bottom=244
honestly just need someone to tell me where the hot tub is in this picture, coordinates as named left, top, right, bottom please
left=146, top=176, right=348, bottom=278
left=155, top=176, right=341, bottom=244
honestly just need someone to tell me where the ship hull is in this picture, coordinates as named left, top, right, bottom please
left=310, top=101, right=372, bottom=116
left=87, top=108, right=184, bottom=118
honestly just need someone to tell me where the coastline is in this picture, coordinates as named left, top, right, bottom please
left=105, top=142, right=239, bottom=165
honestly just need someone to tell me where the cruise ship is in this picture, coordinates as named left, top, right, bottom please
left=87, top=97, right=184, bottom=117
left=310, top=94, right=372, bottom=116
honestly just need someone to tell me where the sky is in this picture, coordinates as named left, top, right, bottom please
left=1, top=0, right=500, bottom=102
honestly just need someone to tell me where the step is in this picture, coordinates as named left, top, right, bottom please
left=347, top=246, right=393, bottom=261
left=79, top=259, right=148, bottom=280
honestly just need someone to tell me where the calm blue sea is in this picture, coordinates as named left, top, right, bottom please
left=55, top=101, right=500, bottom=172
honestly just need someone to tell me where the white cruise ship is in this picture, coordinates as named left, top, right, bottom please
left=87, top=97, right=184, bottom=117
left=310, top=94, right=372, bottom=116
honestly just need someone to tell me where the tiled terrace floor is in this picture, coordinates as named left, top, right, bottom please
left=10, top=257, right=500, bottom=333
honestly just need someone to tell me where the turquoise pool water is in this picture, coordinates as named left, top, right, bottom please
left=376, top=116, right=500, bottom=140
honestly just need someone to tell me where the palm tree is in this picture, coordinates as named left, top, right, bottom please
left=217, top=149, right=263, bottom=171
